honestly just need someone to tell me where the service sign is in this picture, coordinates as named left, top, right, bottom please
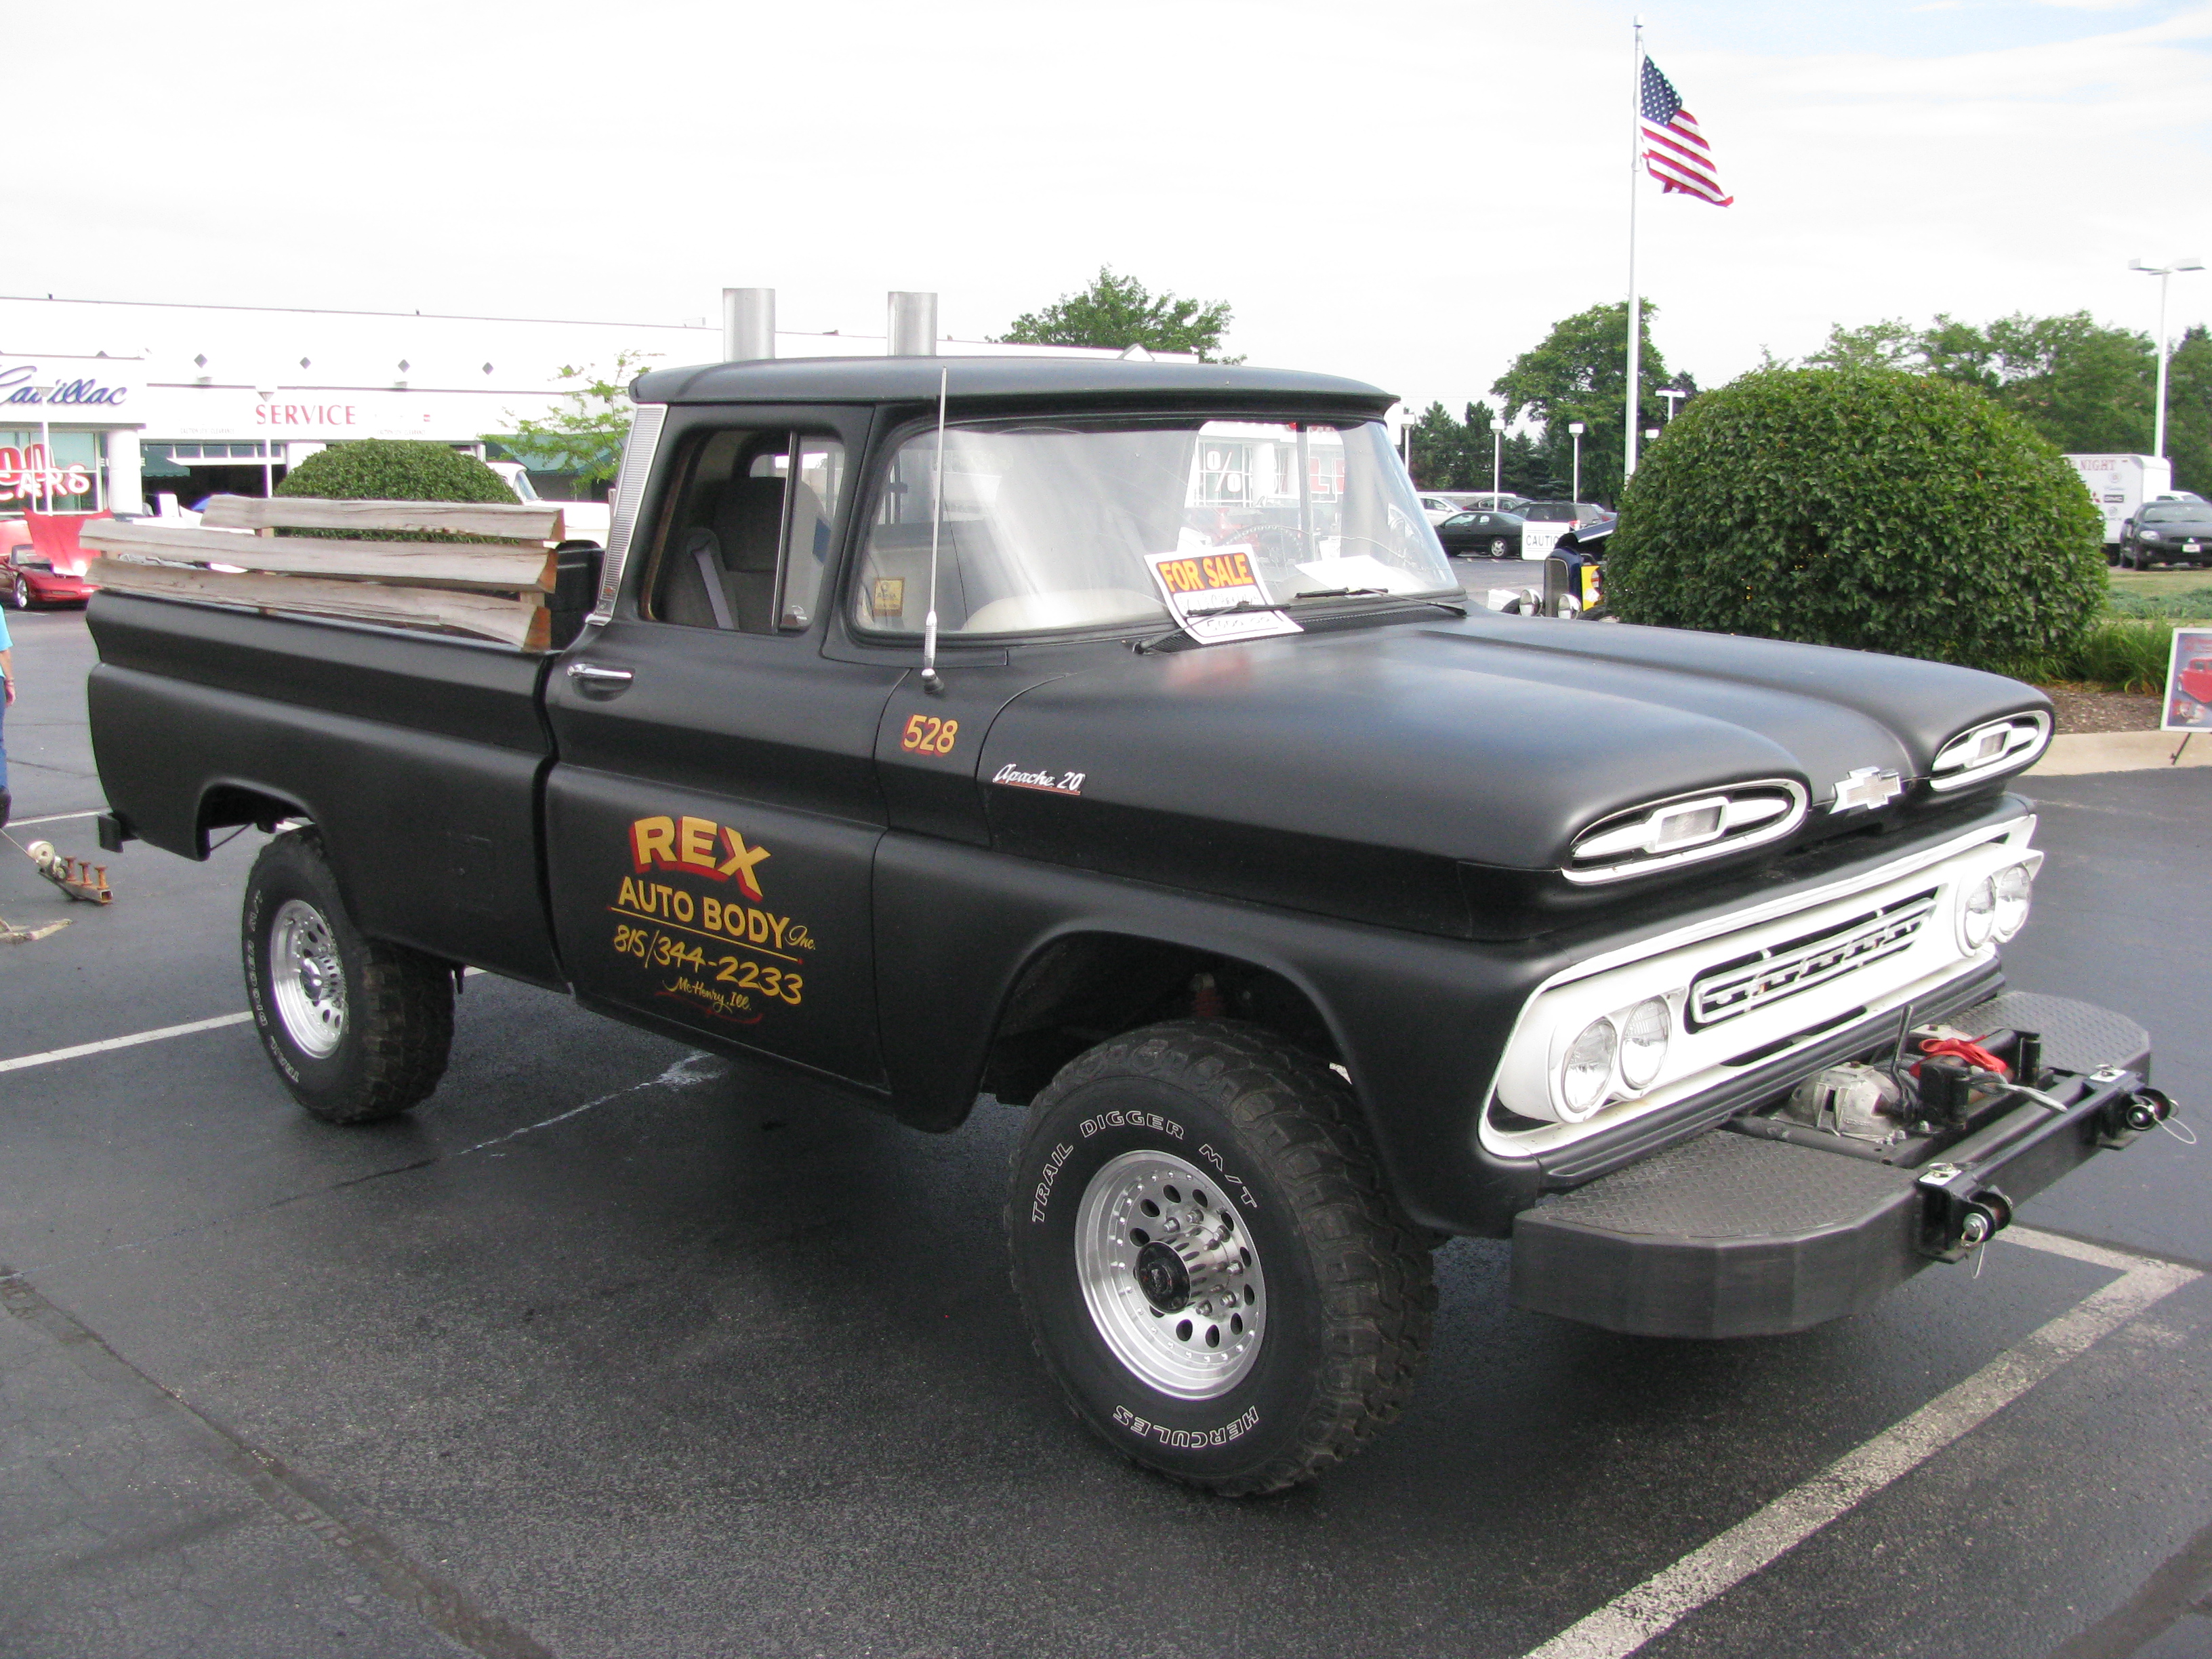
left=2164, top=627, right=2212, bottom=732
left=1145, top=548, right=1301, bottom=644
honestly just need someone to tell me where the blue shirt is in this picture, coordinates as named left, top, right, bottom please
left=0, top=608, right=12, bottom=653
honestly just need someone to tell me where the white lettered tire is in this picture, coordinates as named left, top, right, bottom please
left=1006, top=1020, right=1434, bottom=1494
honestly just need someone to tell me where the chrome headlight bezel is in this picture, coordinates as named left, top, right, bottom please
left=1929, top=712, right=2051, bottom=792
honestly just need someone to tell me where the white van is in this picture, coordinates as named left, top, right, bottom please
left=2065, top=454, right=2173, bottom=548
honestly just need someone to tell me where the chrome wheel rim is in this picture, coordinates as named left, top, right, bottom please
left=1074, top=1149, right=1266, bottom=1399
left=270, top=898, right=347, bottom=1058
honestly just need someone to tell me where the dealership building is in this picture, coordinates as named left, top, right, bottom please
left=0, top=292, right=1165, bottom=517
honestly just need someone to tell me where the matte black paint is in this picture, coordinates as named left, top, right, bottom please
left=80, top=359, right=2110, bottom=1248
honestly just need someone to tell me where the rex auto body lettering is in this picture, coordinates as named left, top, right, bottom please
left=630, top=813, right=773, bottom=901
left=609, top=812, right=815, bottom=1026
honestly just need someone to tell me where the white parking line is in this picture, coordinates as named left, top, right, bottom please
left=1523, top=1227, right=2200, bottom=1659
left=0, top=970, right=489, bottom=1077
left=0, top=1012, right=255, bottom=1074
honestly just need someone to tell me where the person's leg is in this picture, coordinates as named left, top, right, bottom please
left=1, top=690, right=11, bottom=827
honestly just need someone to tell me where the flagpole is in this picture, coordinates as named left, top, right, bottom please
left=1624, top=16, right=1645, bottom=489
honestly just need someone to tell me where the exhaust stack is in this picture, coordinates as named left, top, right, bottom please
left=722, top=288, right=775, bottom=363
left=887, top=291, right=938, bottom=356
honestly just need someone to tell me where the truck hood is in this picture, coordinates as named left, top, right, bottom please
left=975, top=613, right=2047, bottom=937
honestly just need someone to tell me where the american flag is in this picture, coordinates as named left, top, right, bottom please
left=1640, top=58, right=1733, bottom=207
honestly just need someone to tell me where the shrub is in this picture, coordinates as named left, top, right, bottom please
left=1606, top=367, right=2106, bottom=672
left=2009, top=617, right=2177, bottom=693
left=275, top=439, right=513, bottom=540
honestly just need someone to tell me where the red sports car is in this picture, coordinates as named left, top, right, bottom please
left=1, top=512, right=105, bottom=609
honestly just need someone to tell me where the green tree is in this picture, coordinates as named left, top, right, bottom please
left=2158, top=323, right=2211, bottom=497
left=1799, top=312, right=2159, bottom=457
left=1605, top=367, right=2105, bottom=672
left=1490, top=300, right=1690, bottom=505
left=1409, top=401, right=1498, bottom=489
left=1802, top=319, right=1924, bottom=371
left=996, top=267, right=1240, bottom=362
left=489, top=350, right=653, bottom=494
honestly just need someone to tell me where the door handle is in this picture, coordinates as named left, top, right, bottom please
left=565, top=661, right=634, bottom=693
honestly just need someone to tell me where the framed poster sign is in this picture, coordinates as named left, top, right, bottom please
left=2165, top=627, right=2212, bottom=733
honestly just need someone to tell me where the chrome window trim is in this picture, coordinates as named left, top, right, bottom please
left=585, top=403, right=668, bottom=628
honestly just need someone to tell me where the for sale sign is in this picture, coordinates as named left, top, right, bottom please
left=2164, top=627, right=2212, bottom=732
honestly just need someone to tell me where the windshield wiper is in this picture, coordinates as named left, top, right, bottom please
left=1290, top=586, right=1388, bottom=600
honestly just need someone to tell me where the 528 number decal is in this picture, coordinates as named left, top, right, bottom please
left=900, top=714, right=959, bottom=756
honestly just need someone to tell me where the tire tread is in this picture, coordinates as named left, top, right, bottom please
left=1008, top=1018, right=1435, bottom=1496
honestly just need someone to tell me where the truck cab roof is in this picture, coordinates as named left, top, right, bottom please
left=630, top=355, right=1395, bottom=416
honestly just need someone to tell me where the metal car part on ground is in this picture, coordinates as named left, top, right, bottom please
left=83, top=355, right=2168, bottom=1496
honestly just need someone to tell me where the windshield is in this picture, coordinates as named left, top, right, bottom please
left=505, top=468, right=539, bottom=502
left=851, top=417, right=1454, bottom=637
left=2144, top=506, right=2205, bottom=523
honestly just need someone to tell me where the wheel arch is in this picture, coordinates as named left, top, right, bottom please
left=975, top=926, right=1351, bottom=1111
left=195, top=778, right=316, bottom=856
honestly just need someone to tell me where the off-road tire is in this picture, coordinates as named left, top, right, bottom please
left=1006, top=1019, right=1434, bottom=1496
left=242, top=829, right=453, bottom=1124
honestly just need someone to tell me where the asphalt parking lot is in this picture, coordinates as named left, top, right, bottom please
left=4, top=605, right=2211, bottom=1659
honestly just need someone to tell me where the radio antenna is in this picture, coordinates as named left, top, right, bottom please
left=920, top=367, right=949, bottom=695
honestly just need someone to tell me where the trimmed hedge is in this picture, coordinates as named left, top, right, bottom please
left=275, top=440, right=513, bottom=540
left=1606, top=367, right=2106, bottom=672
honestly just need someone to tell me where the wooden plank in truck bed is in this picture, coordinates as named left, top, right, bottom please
left=199, top=494, right=566, bottom=541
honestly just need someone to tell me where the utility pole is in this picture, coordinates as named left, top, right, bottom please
left=2130, top=257, right=2204, bottom=459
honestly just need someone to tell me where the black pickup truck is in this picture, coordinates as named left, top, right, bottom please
left=87, top=358, right=2172, bottom=1494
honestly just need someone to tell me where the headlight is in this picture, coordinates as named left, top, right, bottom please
left=1992, top=861, right=2032, bottom=940
left=1618, top=998, right=1671, bottom=1090
left=1958, top=874, right=1996, bottom=951
left=1559, top=1018, right=1618, bottom=1120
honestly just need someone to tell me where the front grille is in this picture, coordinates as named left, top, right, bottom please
left=1687, top=887, right=1938, bottom=1030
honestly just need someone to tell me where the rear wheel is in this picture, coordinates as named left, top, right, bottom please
left=1490, top=536, right=1511, bottom=558
left=1006, top=1020, right=1434, bottom=1495
left=242, top=829, right=453, bottom=1124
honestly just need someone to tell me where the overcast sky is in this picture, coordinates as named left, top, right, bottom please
left=10, top=0, right=2209, bottom=417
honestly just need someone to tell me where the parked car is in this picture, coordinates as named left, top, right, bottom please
left=2118, top=501, right=2212, bottom=569
left=2, top=511, right=104, bottom=609
left=486, top=461, right=611, bottom=548
left=1436, top=507, right=1525, bottom=557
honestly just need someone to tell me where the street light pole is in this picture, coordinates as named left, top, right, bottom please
left=1568, top=421, right=1586, bottom=503
left=1493, top=417, right=1504, bottom=504
left=2131, top=256, right=2205, bottom=459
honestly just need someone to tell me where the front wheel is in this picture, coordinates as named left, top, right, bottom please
left=1006, top=1020, right=1434, bottom=1495
left=242, top=829, right=453, bottom=1124
left=4, top=573, right=27, bottom=609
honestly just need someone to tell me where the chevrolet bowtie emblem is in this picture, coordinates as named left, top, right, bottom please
left=1831, top=766, right=1904, bottom=813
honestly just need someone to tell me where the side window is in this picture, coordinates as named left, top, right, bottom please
left=649, top=430, right=845, bottom=633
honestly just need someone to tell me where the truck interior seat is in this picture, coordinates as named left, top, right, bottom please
left=657, top=477, right=785, bottom=632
